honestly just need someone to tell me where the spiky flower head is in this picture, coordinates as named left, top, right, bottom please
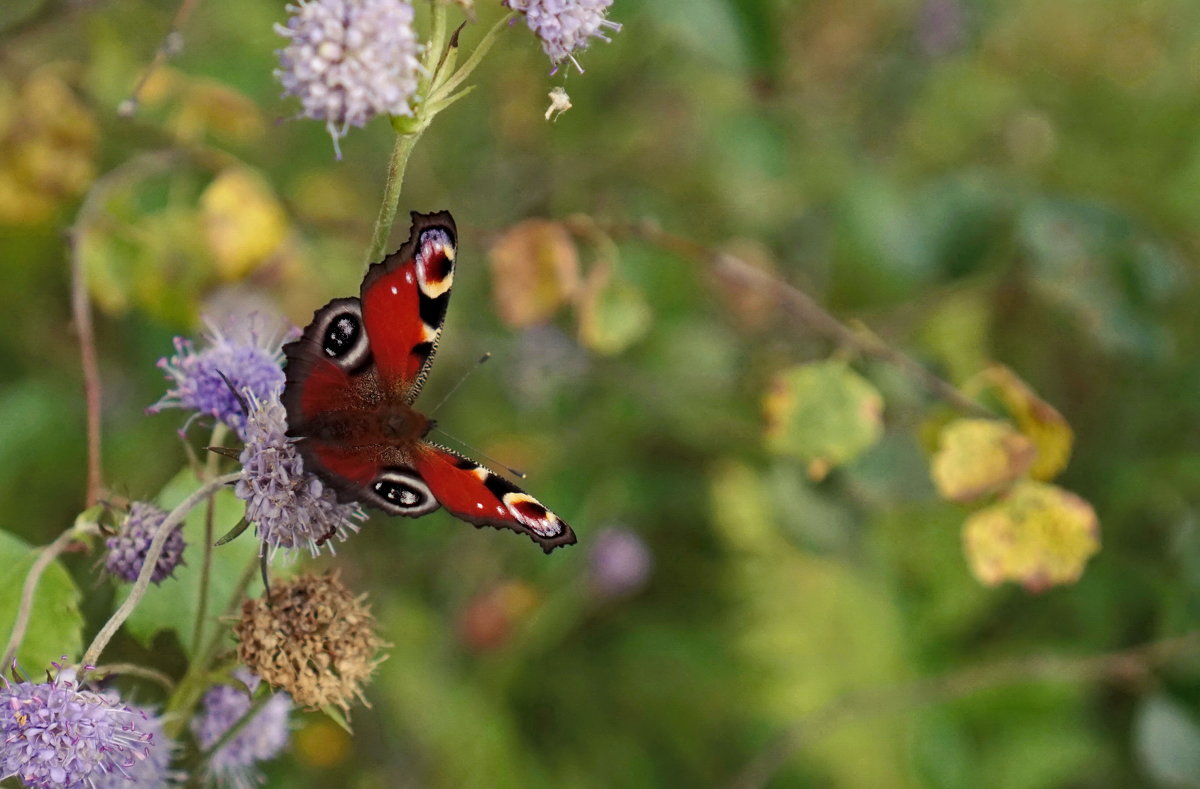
left=104, top=501, right=186, bottom=585
left=506, top=0, right=621, bottom=73
left=149, top=314, right=289, bottom=440
left=276, top=0, right=423, bottom=158
left=92, top=705, right=177, bottom=789
left=588, top=526, right=652, bottom=599
left=191, top=669, right=291, bottom=789
left=234, top=572, right=387, bottom=711
left=235, top=390, right=366, bottom=557
left=0, top=664, right=158, bottom=789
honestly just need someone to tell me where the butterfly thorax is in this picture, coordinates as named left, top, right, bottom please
left=295, top=401, right=431, bottom=448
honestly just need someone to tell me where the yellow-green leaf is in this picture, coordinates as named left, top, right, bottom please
left=488, top=219, right=580, bottom=328
left=978, top=364, right=1073, bottom=480
left=930, top=418, right=1035, bottom=503
left=0, top=530, right=83, bottom=669
left=201, top=167, right=288, bottom=280
left=763, top=360, right=884, bottom=477
left=962, top=480, right=1100, bottom=591
left=576, top=259, right=652, bottom=355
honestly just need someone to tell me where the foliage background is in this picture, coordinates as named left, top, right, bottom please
left=3, top=0, right=1200, bottom=786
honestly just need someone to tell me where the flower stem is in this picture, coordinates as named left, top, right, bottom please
left=192, top=423, right=227, bottom=652
left=81, top=472, right=240, bottom=668
left=1, top=522, right=96, bottom=668
left=163, top=553, right=259, bottom=741
left=364, top=130, right=422, bottom=267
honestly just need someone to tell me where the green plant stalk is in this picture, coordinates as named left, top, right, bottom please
left=364, top=130, right=423, bottom=266
left=162, top=553, right=260, bottom=740
left=363, top=8, right=513, bottom=267
left=192, top=422, right=228, bottom=652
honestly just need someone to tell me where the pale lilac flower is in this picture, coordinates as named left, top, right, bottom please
left=93, top=706, right=177, bottom=789
left=149, top=315, right=289, bottom=440
left=276, top=0, right=423, bottom=158
left=507, top=0, right=621, bottom=73
left=104, top=501, right=186, bottom=585
left=236, top=390, right=366, bottom=557
left=588, top=526, right=652, bottom=598
left=191, top=669, right=291, bottom=789
left=0, top=665, right=157, bottom=789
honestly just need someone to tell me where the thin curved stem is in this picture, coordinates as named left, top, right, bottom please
left=81, top=472, right=240, bottom=667
left=578, top=216, right=994, bottom=419
left=89, top=662, right=176, bottom=691
left=1, top=524, right=95, bottom=668
left=728, top=630, right=1200, bottom=789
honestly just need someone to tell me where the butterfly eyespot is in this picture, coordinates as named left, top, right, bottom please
left=324, top=313, right=361, bottom=358
left=369, top=468, right=439, bottom=517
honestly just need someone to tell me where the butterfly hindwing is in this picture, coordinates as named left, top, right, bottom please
left=360, top=210, right=457, bottom=403
left=412, top=443, right=577, bottom=553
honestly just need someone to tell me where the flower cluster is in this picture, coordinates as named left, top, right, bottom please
left=276, top=0, right=424, bottom=157
left=0, top=666, right=162, bottom=789
left=235, top=572, right=386, bottom=710
left=191, top=668, right=292, bottom=789
left=507, top=0, right=621, bottom=72
left=236, top=391, right=366, bottom=556
left=104, top=501, right=186, bottom=585
left=149, top=315, right=288, bottom=440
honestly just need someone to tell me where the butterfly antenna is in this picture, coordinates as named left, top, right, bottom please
left=430, top=425, right=527, bottom=480
left=428, top=352, right=491, bottom=418
left=217, top=371, right=250, bottom=416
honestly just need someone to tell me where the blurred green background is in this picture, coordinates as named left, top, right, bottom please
left=3, top=0, right=1200, bottom=786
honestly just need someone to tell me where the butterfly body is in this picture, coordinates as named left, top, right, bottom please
left=281, top=211, right=576, bottom=553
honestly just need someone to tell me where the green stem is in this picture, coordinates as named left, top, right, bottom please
left=162, top=553, right=259, bottom=740
left=192, top=423, right=228, bottom=653
left=364, top=130, right=422, bottom=267
left=429, top=12, right=514, bottom=103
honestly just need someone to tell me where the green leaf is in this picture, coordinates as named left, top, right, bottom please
left=0, top=530, right=83, bottom=670
left=1135, top=695, right=1200, bottom=789
left=121, top=469, right=257, bottom=656
left=763, top=360, right=884, bottom=478
left=577, top=261, right=653, bottom=356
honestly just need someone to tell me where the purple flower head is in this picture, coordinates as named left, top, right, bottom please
left=235, top=389, right=366, bottom=558
left=104, top=501, right=186, bottom=585
left=191, top=669, right=291, bottom=789
left=93, top=705, right=177, bottom=789
left=588, top=526, right=652, bottom=599
left=276, top=0, right=424, bottom=159
left=506, top=0, right=621, bottom=73
left=0, top=664, right=158, bottom=789
left=149, top=314, right=290, bottom=440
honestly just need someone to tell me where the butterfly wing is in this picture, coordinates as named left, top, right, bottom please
left=412, top=442, right=577, bottom=553
left=359, top=210, right=457, bottom=402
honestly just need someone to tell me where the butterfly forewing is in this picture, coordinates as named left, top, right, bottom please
left=360, top=210, right=457, bottom=403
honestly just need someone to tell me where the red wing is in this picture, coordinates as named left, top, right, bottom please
left=413, top=443, right=577, bottom=553
left=360, top=211, right=457, bottom=403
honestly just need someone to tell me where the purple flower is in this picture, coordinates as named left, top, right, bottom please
left=149, top=315, right=289, bottom=440
left=93, top=705, right=176, bottom=789
left=507, top=0, right=621, bottom=73
left=191, top=669, right=291, bottom=789
left=276, top=0, right=423, bottom=158
left=235, top=390, right=366, bottom=557
left=0, top=665, right=158, bottom=789
left=588, top=526, right=652, bottom=599
left=104, top=502, right=186, bottom=585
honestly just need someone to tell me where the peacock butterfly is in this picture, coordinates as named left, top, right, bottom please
left=281, top=211, right=577, bottom=553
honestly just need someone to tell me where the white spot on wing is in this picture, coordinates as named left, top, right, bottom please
left=391, top=285, right=399, bottom=295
